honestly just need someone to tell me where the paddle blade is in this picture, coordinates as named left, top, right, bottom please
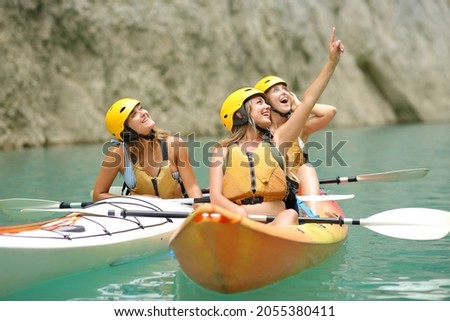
left=360, top=208, right=450, bottom=240
left=297, top=194, right=354, bottom=202
left=0, top=198, right=63, bottom=223
left=357, top=168, right=429, bottom=182
left=22, top=208, right=95, bottom=214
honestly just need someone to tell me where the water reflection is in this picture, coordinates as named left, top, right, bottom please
left=367, top=278, right=450, bottom=300
left=92, top=271, right=177, bottom=301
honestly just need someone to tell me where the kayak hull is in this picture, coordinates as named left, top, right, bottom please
left=169, top=199, right=348, bottom=294
left=0, top=196, right=190, bottom=297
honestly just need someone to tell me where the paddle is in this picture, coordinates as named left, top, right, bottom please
left=1, top=193, right=354, bottom=220
left=103, top=168, right=428, bottom=197
left=0, top=198, right=95, bottom=223
left=173, top=194, right=354, bottom=204
left=21, top=206, right=449, bottom=241
left=0, top=198, right=93, bottom=210
left=189, top=168, right=430, bottom=194
left=319, top=168, right=429, bottom=184
left=0, top=196, right=200, bottom=222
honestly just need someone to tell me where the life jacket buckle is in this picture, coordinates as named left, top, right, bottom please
left=240, top=197, right=264, bottom=205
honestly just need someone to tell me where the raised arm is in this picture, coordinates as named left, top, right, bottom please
left=289, top=93, right=337, bottom=141
left=274, top=27, right=344, bottom=149
left=302, top=103, right=337, bottom=140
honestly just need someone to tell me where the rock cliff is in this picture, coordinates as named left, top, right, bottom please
left=1, top=0, right=449, bottom=149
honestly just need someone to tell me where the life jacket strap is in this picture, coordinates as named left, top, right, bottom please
left=239, top=196, right=264, bottom=205
left=296, top=198, right=319, bottom=218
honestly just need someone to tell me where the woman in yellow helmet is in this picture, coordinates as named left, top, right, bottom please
left=254, top=76, right=337, bottom=216
left=209, top=27, right=344, bottom=225
left=92, top=98, right=203, bottom=202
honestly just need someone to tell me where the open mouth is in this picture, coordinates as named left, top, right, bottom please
left=280, top=96, right=289, bottom=104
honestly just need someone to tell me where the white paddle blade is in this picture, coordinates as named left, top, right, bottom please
left=22, top=207, right=149, bottom=217
left=297, top=194, right=354, bottom=202
left=0, top=198, right=61, bottom=210
left=21, top=208, right=100, bottom=214
left=360, top=208, right=450, bottom=240
left=0, top=198, right=63, bottom=221
left=357, top=168, right=429, bottom=182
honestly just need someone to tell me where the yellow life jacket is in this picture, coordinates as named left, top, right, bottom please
left=130, top=140, right=184, bottom=199
left=222, top=141, right=287, bottom=205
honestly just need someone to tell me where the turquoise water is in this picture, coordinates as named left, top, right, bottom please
left=0, top=123, right=449, bottom=301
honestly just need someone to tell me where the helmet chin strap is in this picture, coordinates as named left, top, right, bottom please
left=233, top=105, right=273, bottom=139
left=271, top=108, right=291, bottom=119
left=139, top=129, right=156, bottom=140
left=256, top=125, right=273, bottom=140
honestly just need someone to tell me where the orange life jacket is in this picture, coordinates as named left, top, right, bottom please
left=222, top=141, right=287, bottom=205
left=130, top=140, right=184, bottom=199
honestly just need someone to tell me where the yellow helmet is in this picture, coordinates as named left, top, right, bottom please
left=220, top=87, right=266, bottom=132
left=105, top=98, right=140, bottom=140
left=254, top=75, right=287, bottom=93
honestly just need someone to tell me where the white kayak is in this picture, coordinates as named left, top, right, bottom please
left=0, top=196, right=191, bottom=297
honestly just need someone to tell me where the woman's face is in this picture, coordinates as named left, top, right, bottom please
left=249, top=95, right=271, bottom=128
left=126, top=104, right=155, bottom=134
left=265, top=83, right=291, bottom=114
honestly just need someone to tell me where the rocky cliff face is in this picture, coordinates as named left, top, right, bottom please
left=1, top=0, right=449, bottom=149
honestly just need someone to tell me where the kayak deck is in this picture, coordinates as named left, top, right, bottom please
left=0, top=196, right=190, bottom=297
left=169, top=200, right=348, bottom=294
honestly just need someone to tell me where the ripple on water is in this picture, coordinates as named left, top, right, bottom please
left=73, top=271, right=177, bottom=301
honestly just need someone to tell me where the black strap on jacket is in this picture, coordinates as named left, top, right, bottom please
left=160, top=140, right=187, bottom=197
left=121, top=139, right=187, bottom=197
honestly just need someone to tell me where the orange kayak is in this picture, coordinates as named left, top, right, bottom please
left=169, top=198, right=348, bottom=294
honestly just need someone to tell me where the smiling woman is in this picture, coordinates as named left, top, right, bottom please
left=91, top=98, right=203, bottom=203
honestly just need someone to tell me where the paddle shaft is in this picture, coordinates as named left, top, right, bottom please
left=320, top=168, right=429, bottom=184
left=99, top=210, right=371, bottom=225
left=95, top=209, right=324, bottom=223
left=199, top=168, right=429, bottom=192
left=59, top=201, right=93, bottom=208
left=23, top=196, right=203, bottom=209
left=96, top=210, right=425, bottom=226
left=20, top=207, right=350, bottom=224
left=319, top=176, right=357, bottom=184
left=31, top=194, right=354, bottom=208
left=47, top=197, right=211, bottom=209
